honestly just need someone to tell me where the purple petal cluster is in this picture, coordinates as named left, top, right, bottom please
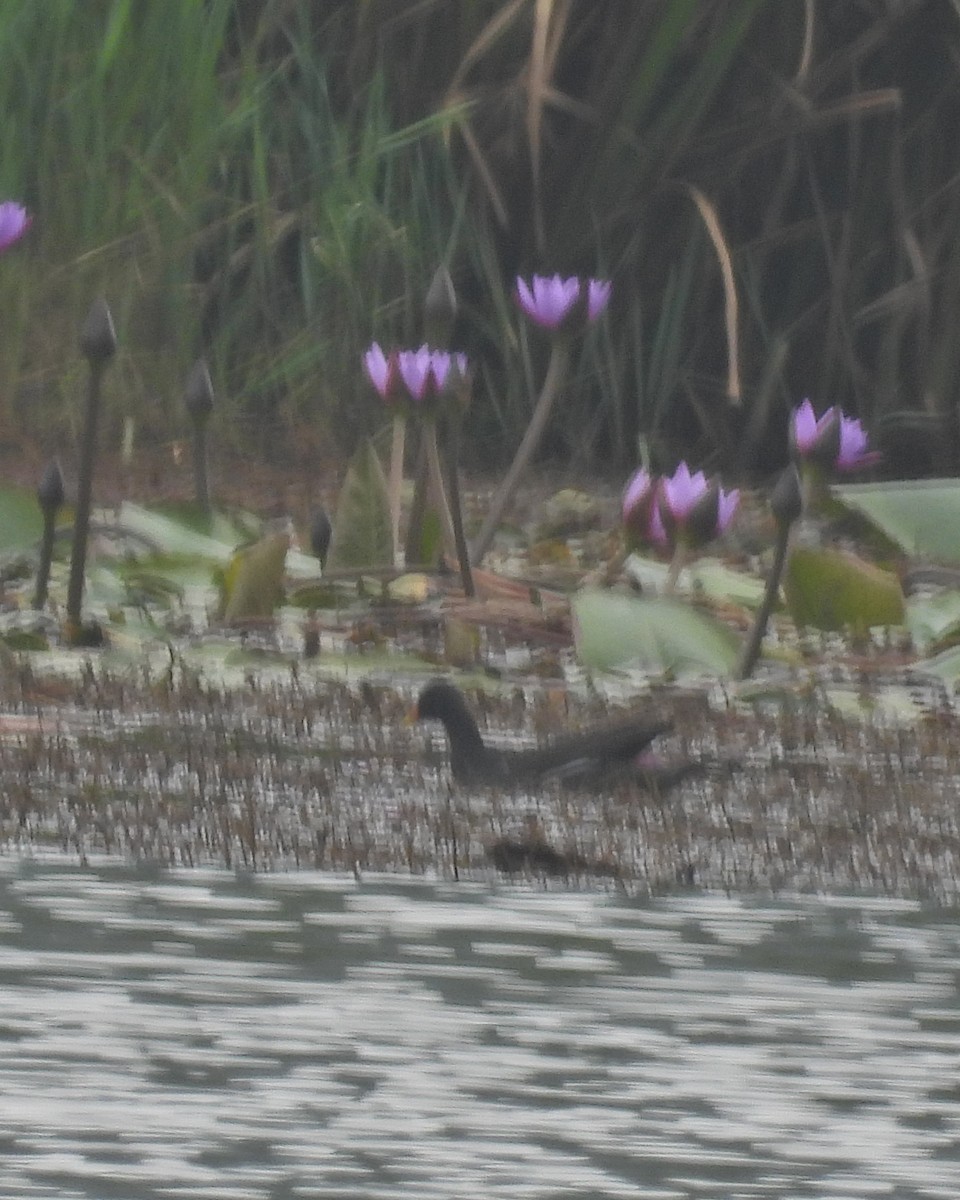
left=363, top=343, right=467, bottom=405
left=0, top=201, right=31, bottom=252
left=791, top=399, right=879, bottom=472
left=623, top=461, right=739, bottom=552
left=516, top=274, right=611, bottom=331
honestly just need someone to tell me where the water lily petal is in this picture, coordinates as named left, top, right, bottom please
left=791, top=399, right=837, bottom=453
left=363, top=343, right=392, bottom=398
left=0, top=200, right=30, bottom=252
left=516, top=274, right=580, bottom=328
left=622, top=467, right=652, bottom=521
left=717, top=487, right=740, bottom=533
left=662, top=461, right=708, bottom=520
left=397, top=345, right=434, bottom=401
left=587, top=279, right=612, bottom=322
left=837, top=416, right=867, bottom=465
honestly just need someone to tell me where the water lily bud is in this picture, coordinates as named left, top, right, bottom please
left=425, top=265, right=457, bottom=348
left=310, top=507, right=332, bottom=568
left=184, top=357, right=215, bottom=424
left=770, top=464, right=802, bottom=529
left=80, top=297, right=117, bottom=364
left=37, top=458, right=65, bottom=513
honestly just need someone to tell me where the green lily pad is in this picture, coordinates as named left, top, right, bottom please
left=326, top=438, right=392, bottom=571
left=0, top=485, right=43, bottom=556
left=117, top=501, right=238, bottom=562
left=915, top=644, right=960, bottom=684
left=784, top=545, right=905, bottom=633
left=905, top=589, right=960, bottom=654
left=572, top=588, right=740, bottom=677
left=625, top=554, right=765, bottom=608
left=836, top=478, right=960, bottom=564
left=220, top=531, right=290, bottom=621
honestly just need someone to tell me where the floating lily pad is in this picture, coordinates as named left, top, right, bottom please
left=784, top=545, right=905, bottom=633
left=905, top=589, right=960, bottom=654
left=837, top=478, right=960, bottom=564
left=0, top=485, right=43, bottom=556
left=220, top=531, right=290, bottom=621
left=572, top=588, right=740, bottom=677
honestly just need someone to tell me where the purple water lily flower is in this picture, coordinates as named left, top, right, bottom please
left=396, top=345, right=435, bottom=401
left=430, top=350, right=468, bottom=392
left=791, top=399, right=838, bottom=457
left=837, top=413, right=880, bottom=470
left=516, top=275, right=581, bottom=329
left=660, top=462, right=708, bottom=522
left=621, top=467, right=666, bottom=547
left=659, top=461, right=739, bottom=548
left=586, top=278, right=612, bottom=322
left=791, top=399, right=878, bottom=472
left=516, top=274, right=612, bottom=331
left=622, top=467, right=652, bottom=515
left=0, top=201, right=30, bottom=252
left=363, top=343, right=398, bottom=400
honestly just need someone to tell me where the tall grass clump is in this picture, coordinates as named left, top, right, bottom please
left=4, top=1, right=960, bottom=480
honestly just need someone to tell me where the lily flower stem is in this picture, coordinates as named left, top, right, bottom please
left=664, top=545, right=689, bottom=596
left=735, top=517, right=792, bottom=681
left=423, top=419, right=457, bottom=560
left=66, top=359, right=107, bottom=625
left=192, top=419, right=210, bottom=516
left=388, top=413, right=406, bottom=566
left=33, top=505, right=59, bottom=610
left=470, top=338, right=571, bottom=565
left=441, top=411, right=475, bottom=598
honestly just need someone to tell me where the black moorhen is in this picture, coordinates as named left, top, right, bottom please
left=410, top=679, right=671, bottom=787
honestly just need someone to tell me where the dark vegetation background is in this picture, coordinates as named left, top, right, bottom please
left=2, top=0, right=959, bottom=485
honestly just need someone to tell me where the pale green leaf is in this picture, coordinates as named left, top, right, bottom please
left=784, top=545, right=905, bottom=633
left=326, top=439, right=393, bottom=570
left=572, top=588, right=740, bottom=676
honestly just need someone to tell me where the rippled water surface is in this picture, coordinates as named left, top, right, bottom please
left=2, top=857, right=960, bottom=1198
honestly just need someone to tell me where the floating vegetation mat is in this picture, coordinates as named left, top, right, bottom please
left=2, top=661, right=960, bottom=903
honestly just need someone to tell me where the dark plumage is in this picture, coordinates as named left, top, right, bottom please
left=410, top=679, right=671, bottom=787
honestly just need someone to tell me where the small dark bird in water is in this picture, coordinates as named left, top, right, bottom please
left=408, top=679, right=671, bottom=788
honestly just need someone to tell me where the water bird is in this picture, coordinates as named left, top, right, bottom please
left=408, top=679, right=671, bottom=788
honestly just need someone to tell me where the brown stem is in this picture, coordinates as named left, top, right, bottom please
left=442, top=411, right=474, bottom=597
left=66, top=360, right=107, bottom=625
left=470, top=338, right=571, bottom=565
left=735, top=520, right=791, bottom=681
left=192, top=420, right=210, bottom=515
left=33, top=508, right=58, bottom=610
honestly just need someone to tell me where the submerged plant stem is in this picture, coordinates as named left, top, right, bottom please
left=470, top=339, right=571, bottom=565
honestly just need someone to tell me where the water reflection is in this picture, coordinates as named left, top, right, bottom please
left=1, top=856, right=959, bottom=1198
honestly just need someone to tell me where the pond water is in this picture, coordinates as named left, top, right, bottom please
left=1, top=857, right=959, bottom=1199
